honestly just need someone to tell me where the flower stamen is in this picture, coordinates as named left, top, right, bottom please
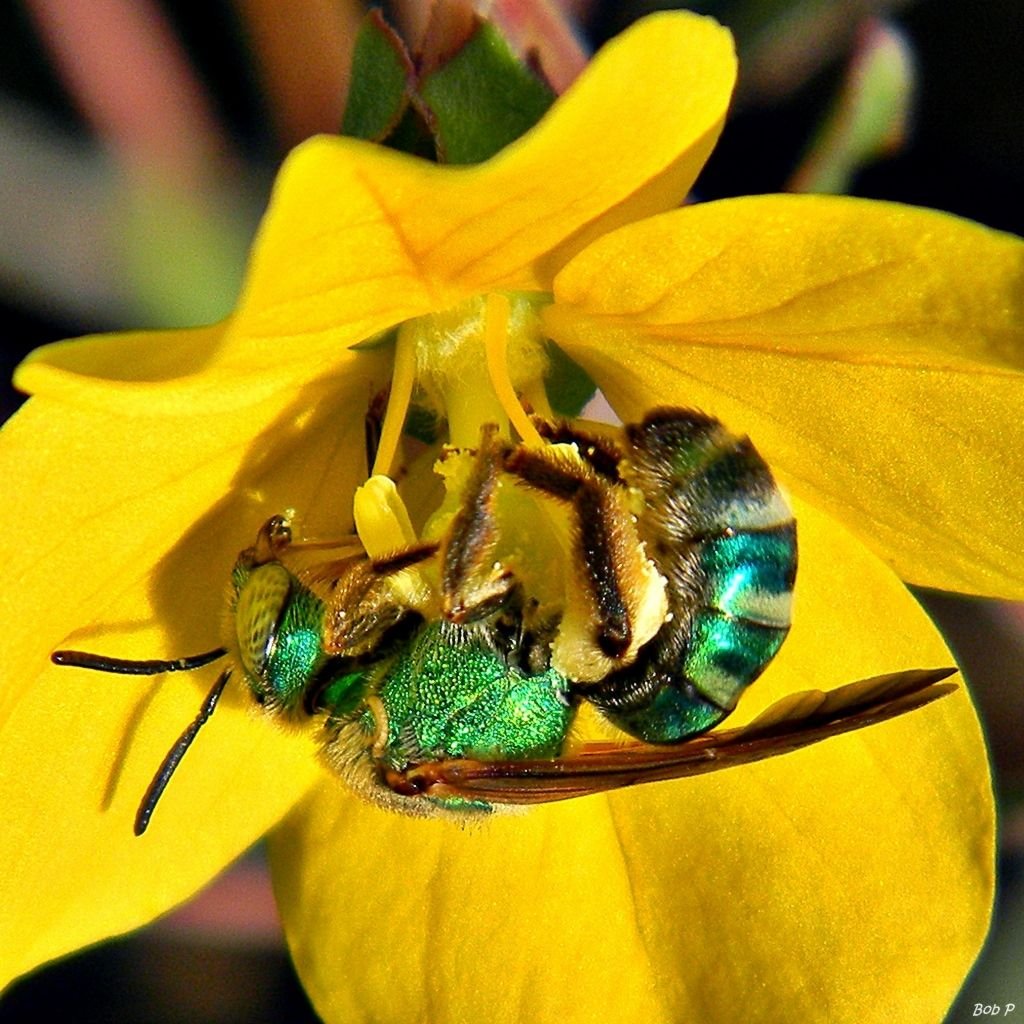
left=353, top=476, right=417, bottom=557
left=483, top=292, right=545, bottom=449
left=371, top=329, right=417, bottom=478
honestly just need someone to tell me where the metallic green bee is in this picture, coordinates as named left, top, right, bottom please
left=53, top=408, right=954, bottom=833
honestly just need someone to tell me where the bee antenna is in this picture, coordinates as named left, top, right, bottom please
left=51, top=648, right=228, bottom=675
left=134, top=668, right=232, bottom=836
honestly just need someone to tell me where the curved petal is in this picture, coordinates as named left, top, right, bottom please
left=13, top=318, right=384, bottom=417
left=18, top=13, right=734, bottom=414
left=17, top=13, right=734, bottom=411
left=268, top=496, right=991, bottom=1024
left=546, top=193, right=1024, bottom=598
left=229, top=11, right=735, bottom=358
left=0, top=342, right=389, bottom=986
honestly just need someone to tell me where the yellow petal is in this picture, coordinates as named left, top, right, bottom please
left=547, top=193, right=1024, bottom=597
left=228, top=11, right=735, bottom=361
left=18, top=13, right=734, bottom=410
left=13, top=318, right=386, bottom=418
left=268, top=495, right=991, bottom=1024
left=0, top=343, right=387, bottom=984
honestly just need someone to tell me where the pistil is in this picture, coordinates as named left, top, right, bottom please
left=372, top=291, right=550, bottom=469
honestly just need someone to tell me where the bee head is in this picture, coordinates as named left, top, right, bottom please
left=232, top=561, right=326, bottom=711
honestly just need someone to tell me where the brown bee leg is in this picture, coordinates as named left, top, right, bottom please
left=500, top=444, right=636, bottom=659
left=443, top=422, right=647, bottom=660
left=533, top=419, right=625, bottom=481
left=441, top=425, right=518, bottom=623
left=309, top=544, right=437, bottom=660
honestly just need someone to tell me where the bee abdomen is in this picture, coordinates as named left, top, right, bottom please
left=628, top=410, right=792, bottom=539
left=586, top=409, right=796, bottom=743
left=682, top=522, right=795, bottom=709
left=700, top=524, right=796, bottom=630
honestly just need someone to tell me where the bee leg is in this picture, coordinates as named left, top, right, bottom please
left=499, top=445, right=639, bottom=660
left=533, top=419, right=624, bottom=481
left=441, top=425, right=517, bottom=623
left=362, top=694, right=391, bottom=758
left=316, top=550, right=434, bottom=659
left=250, top=514, right=293, bottom=563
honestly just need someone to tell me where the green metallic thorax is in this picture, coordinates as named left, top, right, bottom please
left=358, top=621, right=571, bottom=769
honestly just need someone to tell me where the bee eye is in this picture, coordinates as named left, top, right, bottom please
left=235, top=562, right=327, bottom=708
left=235, top=564, right=293, bottom=690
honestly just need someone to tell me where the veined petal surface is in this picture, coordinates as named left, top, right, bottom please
left=13, top=323, right=260, bottom=415
left=547, top=193, right=1024, bottom=597
left=269, top=496, right=991, bottom=1024
left=0, top=338, right=390, bottom=986
left=17, top=12, right=734, bottom=410
left=228, top=11, right=735, bottom=360
left=13, top=318, right=384, bottom=417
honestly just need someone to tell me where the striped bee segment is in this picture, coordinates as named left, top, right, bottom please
left=684, top=609, right=790, bottom=710
left=690, top=523, right=796, bottom=708
left=700, top=526, right=796, bottom=629
left=605, top=680, right=726, bottom=743
left=669, top=440, right=793, bottom=535
left=584, top=408, right=797, bottom=744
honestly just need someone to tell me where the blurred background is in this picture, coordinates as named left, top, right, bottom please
left=0, top=0, right=1020, bottom=1020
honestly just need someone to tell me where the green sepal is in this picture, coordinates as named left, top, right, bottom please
left=381, top=101, right=441, bottom=162
left=341, top=10, right=412, bottom=142
left=543, top=339, right=597, bottom=418
left=418, top=21, right=556, bottom=164
left=340, top=12, right=556, bottom=166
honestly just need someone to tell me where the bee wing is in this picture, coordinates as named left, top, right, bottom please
left=387, top=668, right=957, bottom=803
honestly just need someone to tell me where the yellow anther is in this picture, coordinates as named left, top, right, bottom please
left=353, top=476, right=418, bottom=558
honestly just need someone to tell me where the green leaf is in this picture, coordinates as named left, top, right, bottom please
left=341, top=10, right=412, bottom=142
left=419, top=21, right=556, bottom=164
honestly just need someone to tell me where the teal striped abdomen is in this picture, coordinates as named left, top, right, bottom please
left=585, top=409, right=797, bottom=743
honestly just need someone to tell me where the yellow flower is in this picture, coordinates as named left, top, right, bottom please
left=1, top=11, right=1019, bottom=1022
